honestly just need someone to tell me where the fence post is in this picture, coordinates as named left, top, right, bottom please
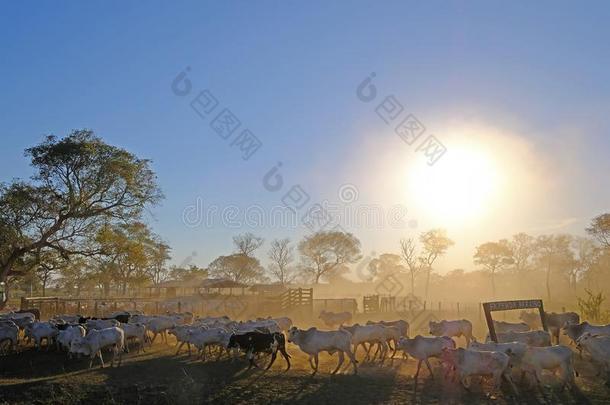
left=438, top=302, right=442, bottom=312
left=178, top=301, right=182, bottom=313
left=94, top=301, right=98, bottom=317
left=20, top=296, right=26, bottom=310
left=423, top=301, right=427, bottom=311
left=155, top=301, right=159, bottom=315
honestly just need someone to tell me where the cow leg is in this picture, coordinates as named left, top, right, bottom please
left=503, top=371, right=519, bottom=396
left=279, top=347, right=291, bottom=371
left=308, top=355, right=315, bottom=372
left=390, top=339, right=397, bottom=359
left=424, top=358, right=434, bottom=380
left=414, top=360, right=423, bottom=389
left=110, top=346, right=116, bottom=367
left=266, top=352, right=278, bottom=370
left=248, top=349, right=259, bottom=369
left=380, top=342, right=389, bottom=364
left=150, top=332, right=158, bottom=344
left=345, top=348, right=358, bottom=375
left=175, top=341, right=185, bottom=355
left=312, top=354, right=319, bottom=375
left=332, top=351, right=345, bottom=375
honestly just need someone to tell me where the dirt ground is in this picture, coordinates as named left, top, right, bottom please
left=1, top=337, right=609, bottom=405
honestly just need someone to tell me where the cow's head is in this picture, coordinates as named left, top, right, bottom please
left=429, top=321, right=441, bottom=336
left=69, top=337, right=91, bottom=357
left=562, top=322, right=587, bottom=342
left=287, top=327, right=299, bottom=343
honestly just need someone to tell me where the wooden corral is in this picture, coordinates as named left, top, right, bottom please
left=19, top=288, right=315, bottom=320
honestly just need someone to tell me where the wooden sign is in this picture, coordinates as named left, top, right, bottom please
left=482, top=299, right=547, bottom=343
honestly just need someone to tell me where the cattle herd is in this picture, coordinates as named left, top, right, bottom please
left=1, top=307, right=610, bottom=398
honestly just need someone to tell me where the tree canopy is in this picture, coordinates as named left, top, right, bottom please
left=0, top=130, right=162, bottom=306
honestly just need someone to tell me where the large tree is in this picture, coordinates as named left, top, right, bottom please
left=473, top=240, right=514, bottom=298
left=509, top=233, right=536, bottom=275
left=208, top=253, right=265, bottom=284
left=298, top=231, right=361, bottom=284
left=369, top=253, right=404, bottom=280
left=419, top=229, right=454, bottom=300
left=0, top=130, right=161, bottom=307
left=267, top=238, right=295, bottom=285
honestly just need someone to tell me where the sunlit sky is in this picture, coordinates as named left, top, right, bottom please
left=1, top=2, right=609, bottom=273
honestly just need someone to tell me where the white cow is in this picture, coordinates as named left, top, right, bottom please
left=397, top=335, right=455, bottom=386
left=168, top=325, right=197, bottom=355
left=429, top=319, right=473, bottom=346
left=86, top=319, right=120, bottom=331
left=146, top=316, right=177, bottom=343
left=70, top=327, right=125, bottom=368
left=288, top=327, right=358, bottom=375
left=318, top=311, right=352, bottom=328
left=441, top=348, right=518, bottom=394
left=576, top=333, right=610, bottom=378
left=119, top=323, right=148, bottom=352
left=563, top=322, right=610, bottom=344
left=516, top=345, right=576, bottom=389
left=0, top=321, right=19, bottom=352
left=0, top=312, right=35, bottom=330
left=493, top=320, right=530, bottom=333
left=489, top=330, right=551, bottom=347
left=24, top=322, right=59, bottom=350
left=341, top=324, right=389, bottom=363
left=57, top=325, right=86, bottom=354
left=469, top=341, right=528, bottom=367
left=186, top=327, right=230, bottom=360
left=367, top=320, right=409, bottom=338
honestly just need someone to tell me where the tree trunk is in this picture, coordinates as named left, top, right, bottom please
left=42, top=280, right=47, bottom=297
left=410, top=271, right=415, bottom=295
left=425, top=268, right=431, bottom=301
left=546, top=263, right=552, bottom=303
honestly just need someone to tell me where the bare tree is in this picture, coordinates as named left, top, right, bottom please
left=400, top=238, right=424, bottom=295
left=536, top=234, right=574, bottom=303
left=587, top=213, right=610, bottom=249
left=569, top=237, right=599, bottom=290
left=267, top=238, right=295, bottom=285
left=419, top=229, right=454, bottom=300
left=233, top=232, right=265, bottom=257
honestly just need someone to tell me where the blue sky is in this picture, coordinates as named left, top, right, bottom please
left=1, top=1, right=609, bottom=271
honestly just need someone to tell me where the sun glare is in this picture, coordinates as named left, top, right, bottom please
left=406, top=142, right=503, bottom=226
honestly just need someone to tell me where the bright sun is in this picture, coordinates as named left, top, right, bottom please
left=406, top=143, right=503, bottom=226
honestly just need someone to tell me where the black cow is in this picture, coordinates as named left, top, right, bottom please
left=15, top=308, right=40, bottom=320
left=228, top=332, right=291, bottom=370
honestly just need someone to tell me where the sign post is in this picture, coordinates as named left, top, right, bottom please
left=482, top=299, right=547, bottom=342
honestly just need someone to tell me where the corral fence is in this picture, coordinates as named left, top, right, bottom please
left=19, top=288, right=316, bottom=320
left=313, top=298, right=358, bottom=315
